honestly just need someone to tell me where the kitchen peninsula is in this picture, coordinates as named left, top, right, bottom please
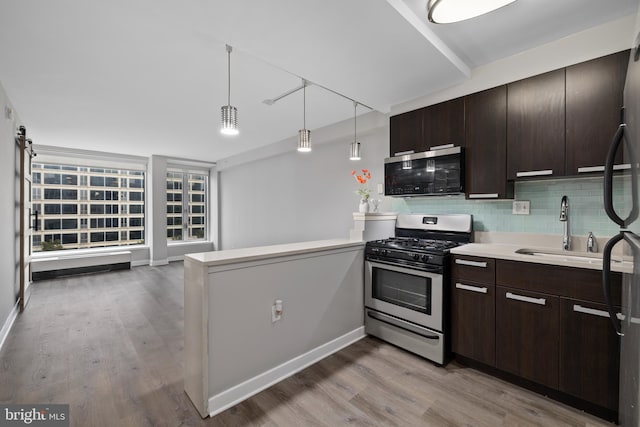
left=183, top=239, right=365, bottom=418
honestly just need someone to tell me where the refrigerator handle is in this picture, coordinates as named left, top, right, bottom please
left=602, top=232, right=624, bottom=336
left=604, top=124, right=626, bottom=227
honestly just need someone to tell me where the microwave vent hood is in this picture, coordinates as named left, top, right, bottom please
left=384, top=146, right=464, bottom=197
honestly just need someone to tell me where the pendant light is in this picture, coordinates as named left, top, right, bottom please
left=220, top=44, right=239, bottom=135
left=349, top=102, right=361, bottom=161
left=297, top=80, right=311, bottom=152
left=427, top=0, right=517, bottom=24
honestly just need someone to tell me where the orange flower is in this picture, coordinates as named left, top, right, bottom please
left=351, top=170, right=356, bottom=176
left=362, top=169, right=369, bottom=174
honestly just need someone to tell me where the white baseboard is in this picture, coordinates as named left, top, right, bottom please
left=167, top=255, right=184, bottom=262
left=208, top=327, right=365, bottom=417
left=0, top=301, right=19, bottom=354
left=150, top=259, right=169, bottom=267
left=131, top=259, right=150, bottom=267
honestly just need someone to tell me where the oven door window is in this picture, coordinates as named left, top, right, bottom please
left=371, top=267, right=432, bottom=315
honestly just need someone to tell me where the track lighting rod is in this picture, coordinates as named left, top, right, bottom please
left=263, top=78, right=373, bottom=111
left=263, top=81, right=310, bottom=105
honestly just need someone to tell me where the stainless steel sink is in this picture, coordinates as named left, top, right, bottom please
left=515, top=248, right=625, bottom=264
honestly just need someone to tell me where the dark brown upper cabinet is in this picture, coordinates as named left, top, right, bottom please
left=565, top=50, right=628, bottom=175
left=389, top=108, right=425, bottom=156
left=389, top=97, right=464, bottom=157
left=464, top=86, right=513, bottom=199
left=423, top=97, right=465, bottom=150
left=507, top=69, right=566, bottom=180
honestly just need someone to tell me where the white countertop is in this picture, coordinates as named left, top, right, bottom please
left=185, top=238, right=364, bottom=266
left=451, top=243, right=632, bottom=274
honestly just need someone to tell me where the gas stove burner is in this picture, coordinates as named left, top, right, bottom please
left=371, top=237, right=461, bottom=252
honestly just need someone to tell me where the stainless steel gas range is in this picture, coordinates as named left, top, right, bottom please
left=364, top=213, right=473, bottom=365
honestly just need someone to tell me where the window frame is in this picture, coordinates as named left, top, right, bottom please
left=166, top=168, right=209, bottom=243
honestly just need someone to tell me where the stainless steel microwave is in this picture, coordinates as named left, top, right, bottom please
left=384, top=146, right=464, bottom=197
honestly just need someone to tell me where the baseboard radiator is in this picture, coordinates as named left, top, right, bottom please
left=31, top=251, right=132, bottom=281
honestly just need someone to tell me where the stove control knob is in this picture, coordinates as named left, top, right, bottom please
left=421, top=255, right=430, bottom=262
left=412, top=253, right=420, bottom=260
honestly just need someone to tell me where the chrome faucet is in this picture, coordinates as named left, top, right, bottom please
left=560, top=195, right=571, bottom=251
left=587, top=232, right=598, bottom=253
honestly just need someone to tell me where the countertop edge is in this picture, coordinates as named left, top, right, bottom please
left=451, top=243, right=632, bottom=274
left=185, top=239, right=365, bottom=267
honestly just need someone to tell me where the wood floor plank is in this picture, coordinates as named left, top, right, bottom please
left=0, top=263, right=615, bottom=427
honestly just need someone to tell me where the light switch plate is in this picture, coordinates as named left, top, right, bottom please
left=377, top=183, right=384, bottom=195
left=512, top=200, right=530, bottom=215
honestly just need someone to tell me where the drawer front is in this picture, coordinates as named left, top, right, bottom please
left=451, top=255, right=495, bottom=284
left=496, top=259, right=621, bottom=305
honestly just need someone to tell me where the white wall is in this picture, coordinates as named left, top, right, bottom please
left=0, top=81, right=20, bottom=335
left=218, top=112, right=391, bottom=249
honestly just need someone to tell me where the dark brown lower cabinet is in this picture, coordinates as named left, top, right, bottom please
left=496, top=286, right=560, bottom=389
left=451, top=281, right=495, bottom=366
left=559, top=298, right=621, bottom=411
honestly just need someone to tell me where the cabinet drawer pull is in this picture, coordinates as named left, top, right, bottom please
left=430, top=143, right=454, bottom=151
left=455, top=259, right=487, bottom=268
left=516, top=169, right=553, bottom=178
left=455, top=283, right=488, bottom=294
left=506, top=292, right=546, bottom=306
left=577, top=164, right=631, bottom=173
left=468, top=193, right=499, bottom=199
left=573, top=304, right=624, bottom=320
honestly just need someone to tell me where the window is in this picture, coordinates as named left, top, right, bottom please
left=61, top=189, right=77, bottom=200
left=62, top=204, right=77, bottom=215
left=166, top=170, right=208, bottom=241
left=32, top=162, right=146, bottom=251
left=44, top=204, right=61, bottom=215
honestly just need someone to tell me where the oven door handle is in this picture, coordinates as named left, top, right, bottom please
left=366, top=260, right=443, bottom=276
left=367, top=311, right=440, bottom=340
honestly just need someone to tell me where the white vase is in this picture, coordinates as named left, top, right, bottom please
left=358, top=199, right=369, bottom=213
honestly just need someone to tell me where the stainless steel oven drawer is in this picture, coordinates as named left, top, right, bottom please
left=365, top=309, right=444, bottom=365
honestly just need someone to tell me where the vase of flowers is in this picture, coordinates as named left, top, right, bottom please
left=351, top=169, right=372, bottom=213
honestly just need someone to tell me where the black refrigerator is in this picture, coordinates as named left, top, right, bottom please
left=603, top=18, right=640, bottom=427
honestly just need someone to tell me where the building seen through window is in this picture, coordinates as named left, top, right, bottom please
left=32, top=163, right=145, bottom=251
left=166, top=170, right=207, bottom=241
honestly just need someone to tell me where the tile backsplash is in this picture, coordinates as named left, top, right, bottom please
left=391, top=175, right=631, bottom=238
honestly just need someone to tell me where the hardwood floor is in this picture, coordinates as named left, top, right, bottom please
left=0, top=263, right=613, bottom=426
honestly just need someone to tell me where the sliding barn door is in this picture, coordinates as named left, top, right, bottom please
left=17, top=126, right=34, bottom=312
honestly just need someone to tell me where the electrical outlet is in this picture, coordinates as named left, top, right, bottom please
left=512, top=200, right=530, bottom=215
left=377, top=183, right=384, bottom=195
left=271, top=299, right=283, bottom=323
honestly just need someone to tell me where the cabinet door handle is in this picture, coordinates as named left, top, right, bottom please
left=577, top=164, right=631, bottom=173
left=455, top=283, right=488, bottom=294
left=516, top=169, right=553, bottom=178
left=455, top=259, right=487, bottom=268
left=506, top=292, right=546, bottom=306
left=430, top=143, right=455, bottom=151
left=467, top=193, right=499, bottom=199
left=573, top=304, right=623, bottom=320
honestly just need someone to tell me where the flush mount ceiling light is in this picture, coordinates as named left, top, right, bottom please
left=297, top=80, right=311, bottom=153
left=220, top=44, right=238, bottom=136
left=349, top=102, right=361, bottom=161
left=427, top=0, right=517, bottom=24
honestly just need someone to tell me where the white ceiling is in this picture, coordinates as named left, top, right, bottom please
left=0, top=0, right=637, bottom=162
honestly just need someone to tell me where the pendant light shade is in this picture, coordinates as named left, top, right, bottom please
left=297, top=81, right=311, bottom=152
left=427, top=0, right=517, bottom=24
left=349, top=102, right=361, bottom=160
left=220, top=44, right=239, bottom=136
left=221, top=105, right=238, bottom=135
